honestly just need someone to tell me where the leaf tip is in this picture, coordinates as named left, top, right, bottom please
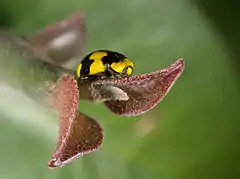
left=47, top=157, right=62, bottom=169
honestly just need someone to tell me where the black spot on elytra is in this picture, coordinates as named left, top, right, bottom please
left=80, top=59, right=94, bottom=77
left=101, top=50, right=126, bottom=65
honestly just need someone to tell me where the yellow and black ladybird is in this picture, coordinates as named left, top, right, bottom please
left=76, top=50, right=134, bottom=80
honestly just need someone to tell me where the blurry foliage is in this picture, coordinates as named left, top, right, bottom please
left=196, top=0, right=240, bottom=66
left=0, top=0, right=239, bottom=179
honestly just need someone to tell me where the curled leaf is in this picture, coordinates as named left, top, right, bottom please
left=26, top=11, right=86, bottom=69
left=51, top=74, right=79, bottom=120
left=48, top=111, right=103, bottom=169
left=90, top=58, right=185, bottom=116
left=48, top=74, right=103, bottom=169
left=47, top=58, right=184, bottom=168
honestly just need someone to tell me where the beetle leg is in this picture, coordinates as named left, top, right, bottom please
left=105, top=64, right=120, bottom=78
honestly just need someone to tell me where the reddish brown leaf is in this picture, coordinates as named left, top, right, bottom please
left=48, top=111, right=103, bottom=169
left=48, top=74, right=103, bottom=168
left=47, top=58, right=184, bottom=168
left=52, top=74, right=79, bottom=121
left=91, top=58, right=185, bottom=116
left=27, top=11, right=86, bottom=69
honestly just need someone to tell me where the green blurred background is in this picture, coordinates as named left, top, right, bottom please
left=0, top=0, right=239, bottom=179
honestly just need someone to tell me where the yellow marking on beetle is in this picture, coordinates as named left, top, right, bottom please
left=127, top=66, right=133, bottom=75
left=76, top=63, right=82, bottom=78
left=124, top=58, right=134, bottom=69
left=110, top=58, right=134, bottom=74
left=89, top=51, right=108, bottom=75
